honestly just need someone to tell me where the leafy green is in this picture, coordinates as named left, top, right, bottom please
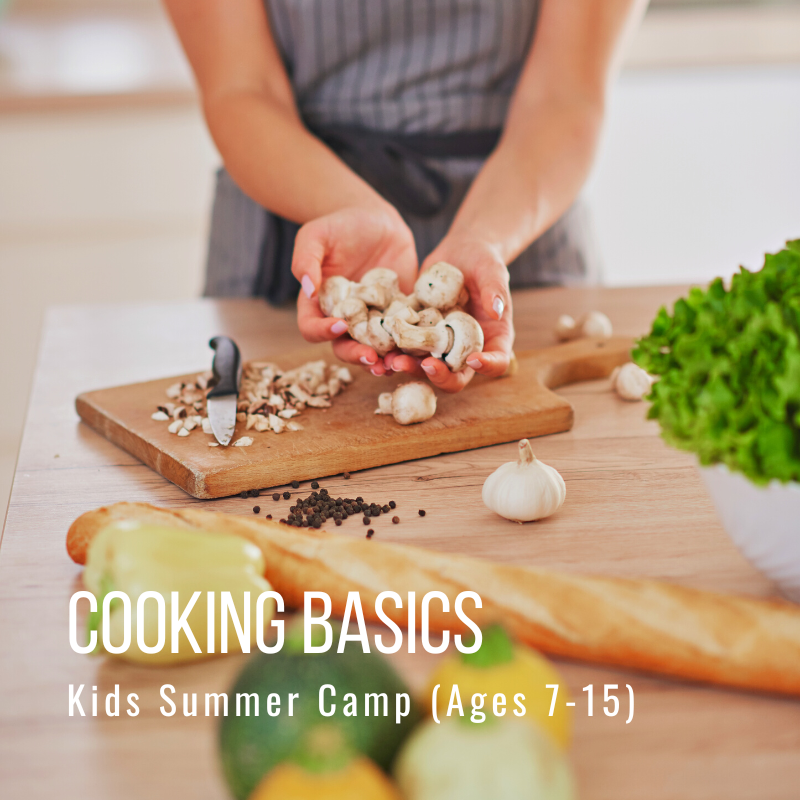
left=632, top=240, right=800, bottom=485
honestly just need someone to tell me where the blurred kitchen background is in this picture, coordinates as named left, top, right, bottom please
left=1, top=0, right=799, bottom=519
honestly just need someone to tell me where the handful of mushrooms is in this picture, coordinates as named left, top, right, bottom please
left=319, top=262, right=484, bottom=372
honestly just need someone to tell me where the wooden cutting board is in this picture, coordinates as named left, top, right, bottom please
left=75, top=336, right=632, bottom=498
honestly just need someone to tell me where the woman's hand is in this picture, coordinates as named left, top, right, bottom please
left=291, top=206, right=418, bottom=375
left=386, top=234, right=514, bottom=393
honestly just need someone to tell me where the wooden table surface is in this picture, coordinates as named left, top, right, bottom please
left=1, top=286, right=798, bottom=800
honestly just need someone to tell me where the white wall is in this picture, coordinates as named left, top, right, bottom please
left=585, top=64, right=800, bottom=285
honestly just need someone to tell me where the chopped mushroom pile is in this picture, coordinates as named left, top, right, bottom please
left=152, top=359, right=353, bottom=443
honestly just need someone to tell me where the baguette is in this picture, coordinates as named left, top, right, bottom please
left=67, top=502, right=800, bottom=697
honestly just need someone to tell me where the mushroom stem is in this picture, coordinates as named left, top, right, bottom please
left=392, top=318, right=453, bottom=358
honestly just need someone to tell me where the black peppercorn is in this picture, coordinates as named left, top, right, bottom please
left=266, top=514, right=272, bottom=520
left=253, top=506, right=260, bottom=514
left=363, top=516, right=370, bottom=525
left=250, top=489, right=260, bottom=498
left=343, top=472, right=351, bottom=479
left=356, top=496, right=363, bottom=503
left=272, top=493, right=280, bottom=501
left=366, top=530, right=374, bottom=539
left=418, top=509, right=426, bottom=516
left=283, top=491, right=291, bottom=499
left=382, top=505, right=390, bottom=513
left=240, top=491, right=249, bottom=499
left=311, top=480, right=319, bottom=489
left=335, top=518, right=342, bottom=526
left=389, top=501, right=396, bottom=509
left=291, top=480, right=299, bottom=489
left=392, top=516, right=399, bottom=524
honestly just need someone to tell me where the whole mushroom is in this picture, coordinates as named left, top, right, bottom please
left=392, top=310, right=484, bottom=371
left=611, top=362, right=655, bottom=401
left=414, top=262, right=468, bottom=310
left=375, top=382, right=437, bottom=425
left=555, top=311, right=613, bottom=342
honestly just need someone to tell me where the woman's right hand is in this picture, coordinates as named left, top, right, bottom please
left=291, top=206, right=418, bottom=375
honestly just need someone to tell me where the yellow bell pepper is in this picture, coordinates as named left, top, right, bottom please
left=426, top=624, right=572, bottom=749
left=83, top=521, right=275, bottom=665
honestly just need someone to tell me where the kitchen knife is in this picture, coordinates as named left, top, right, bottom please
left=206, top=336, right=241, bottom=446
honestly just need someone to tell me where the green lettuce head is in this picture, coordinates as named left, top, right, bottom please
left=633, top=240, right=800, bottom=485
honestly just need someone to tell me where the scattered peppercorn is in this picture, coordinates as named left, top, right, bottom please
left=311, top=480, right=319, bottom=489
left=283, top=491, right=291, bottom=499
left=392, top=516, right=399, bottom=524
left=389, top=500, right=396, bottom=509
left=266, top=514, right=272, bottom=520
left=291, top=480, right=300, bottom=489
left=418, top=509, right=426, bottom=516
left=363, top=516, right=370, bottom=525
left=343, top=472, right=351, bottom=479
left=249, top=489, right=260, bottom=498
left=253, top=506, right=260, bottom=514
left=382, top=505, right=390, bottom=513
left=272, top=493, right=280, bottom=501
left=240, top=491, right=249, bottom=499
left=366, top=530, right=374, bottom=539
left=335, top=518, right=342, bottom=526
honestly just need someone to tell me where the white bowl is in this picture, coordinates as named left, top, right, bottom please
left=699, top=464, right=800, bottom=602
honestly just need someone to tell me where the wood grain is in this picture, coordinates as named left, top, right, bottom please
left=1, top=288, right=798, bottom=800
left=74, top=337, right=632, bottom=498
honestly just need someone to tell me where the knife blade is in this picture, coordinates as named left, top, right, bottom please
left=206, top=336, right=241, bottom=446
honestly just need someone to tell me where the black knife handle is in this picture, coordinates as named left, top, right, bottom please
left=207, top=336, right=241, bottom=398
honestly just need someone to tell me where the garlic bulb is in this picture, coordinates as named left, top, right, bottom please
left=611, top=362, right=654, bottom=401
left=482, top=440, right=566, bottom=523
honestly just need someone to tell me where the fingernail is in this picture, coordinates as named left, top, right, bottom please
left=330, top=320, right=348, bottom=335
left=493, top=297, right=504, bottom=320
left=421, top=364, right=436, bottom=376
left=466, top=358, right=481, bottom=369
left=390, top=361, right=402, bottom=371
left=301, top=275, right=316, bottom=299
left=370, top=367, right=384, bottom=377
left=360, top=355, right=377, bottom=366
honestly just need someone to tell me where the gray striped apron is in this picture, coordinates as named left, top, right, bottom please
left=205, top=0, right=600, bottom=304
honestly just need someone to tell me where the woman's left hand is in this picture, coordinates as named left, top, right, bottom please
left=385, top=234, right=515, bottom=393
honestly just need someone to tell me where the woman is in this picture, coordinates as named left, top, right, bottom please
left=165, top=0, right=645, bottom=393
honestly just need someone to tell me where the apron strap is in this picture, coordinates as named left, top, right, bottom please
left=308, top=124, right=502, bottom=218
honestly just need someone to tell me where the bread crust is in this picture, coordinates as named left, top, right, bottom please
left=67, top=502, right=800, bottom=696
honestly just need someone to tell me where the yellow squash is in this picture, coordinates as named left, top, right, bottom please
left=250, top=758, right=401, bottom=800
left=426, top=624, right=571, bottom=748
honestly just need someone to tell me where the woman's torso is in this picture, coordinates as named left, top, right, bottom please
left=204, top=0, right=598, bottom=301
left=265, top=0, right=540, bottom=134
